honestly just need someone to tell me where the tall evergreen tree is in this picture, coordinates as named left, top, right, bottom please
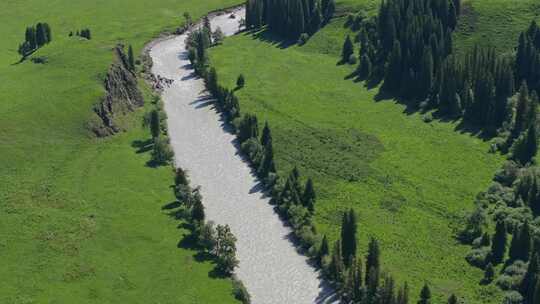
left=302, top=178, right=316, bottom=212
left=447, top=294, right=458, bottom=304
left=340, top=209, right=358, bottom=265
left=342, top=35, right=354, bottom=63
left=490, top=220, right=507, bottom=264
left=521, top=253, right=539, bottom=304
left=128, top=45, right=135, bottom=71
left=365, top=237, right=380, bottom=283
left=417, top=284, right=432, bottom=304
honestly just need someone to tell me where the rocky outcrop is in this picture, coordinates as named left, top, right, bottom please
left=91, top=44, right=143, bottom=137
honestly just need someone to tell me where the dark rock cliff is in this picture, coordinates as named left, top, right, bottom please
left=91, top=45, right=144, bottom=137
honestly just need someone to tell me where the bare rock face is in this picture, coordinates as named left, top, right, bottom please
left=92, top=45, right=143, bottom=137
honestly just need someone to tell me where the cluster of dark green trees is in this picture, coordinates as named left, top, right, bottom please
left=318, top=209, right=459, bottom=304
left=462, top=158, right=540, bottom=302
left=173, top=168, right=240, bottom=276
left=69, top=28, right=92, bottom=40
left=517, top=21, right=540, bottom=95
left=353, top=0, right=458, bottom=96
left=245, top=0, right=335, bottom=39
left=146, top=96, right=174, bottom=165
left=18, top=22, right=52, bottom=57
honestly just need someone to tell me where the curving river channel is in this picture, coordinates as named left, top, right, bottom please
left=150, top=7, right=335, bottom=304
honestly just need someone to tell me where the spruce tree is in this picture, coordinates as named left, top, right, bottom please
left=418, top=284, right=432, bottom=304
left=483, top=263, right=495, bottom=283
left=237, top=74, right=245, bottom=88
left=365, top=237, right=380, bottom=283
left=191, top=199, right=205, bottom=222
left=128, top=45, right=135, bottom=71
left=397, top=283, right=409, bottom=304
left=341, top=35, right=354, bottom=64
left=319, top=234, right=330, bottom=260
left=150, top=109, right=161, bottom=139
left=302, top=178, right=316, bottom=212
left=447, top=294, right=458, bottom=304
left=260, top=122, right=272, bottom=147
left=521, top=253, right=539, bottom=304
left=490, top=220, right=507, bottom=264
left=341, top=209, right=358, bottom=266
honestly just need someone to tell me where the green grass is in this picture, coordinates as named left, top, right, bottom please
left=455, top=0, right=540, bottom=54
left=209, top=14, right=508, bottom=304
left=0, top=0, right=242, bottom=303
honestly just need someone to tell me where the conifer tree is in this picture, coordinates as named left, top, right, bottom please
left=329, top=239, right=345, bottom=282
left=520, top=253, right=539, bottom=304
left=341, top=209, right=357, bottom=265
left=302, top=178, right=316, bottom=212
left=191, top=198, right=205, bottom=222
left=319, top=234, right=330, bottom=261
left=365, top=237, right=380, bottom=283
left=483, top=263, right=495, bottom=283
left=397, top=282, right=409, bottom=304
left=490, top=220, right=507, bottom=264
left=260, top=122, right=272, bottom=147
left=150, top=109, right=161, bottom=139
left=128, top=45, right=135, bottom=71
left=237, top=74, right=245, bottom=88
left=447, top=294, right=458, bottom=304
left=418, top=284, right=432, bottom=304
left=342, top=35, right=354, bottom=64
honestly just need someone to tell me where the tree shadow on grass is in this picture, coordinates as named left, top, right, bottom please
left=246, top=28, right=296, bottom=49
left=131, top=138, right=153, bottom=154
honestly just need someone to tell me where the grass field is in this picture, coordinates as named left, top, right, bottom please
left=0, top=0, right=242, bottom=303
left=206, top=1, right=540, bottom=301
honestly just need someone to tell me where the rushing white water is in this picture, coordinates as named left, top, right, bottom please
left=150, top=8, right=335, bottom=304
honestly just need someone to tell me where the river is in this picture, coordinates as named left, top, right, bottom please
left=149, top=8, right=335, bottom=303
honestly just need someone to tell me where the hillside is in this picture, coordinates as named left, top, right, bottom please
left=0, top=0, right=242, bottom=302
left=208, top=0, right=539, bottom=302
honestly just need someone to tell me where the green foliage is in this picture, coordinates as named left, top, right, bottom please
left=232, top=278, right=251, bottom=304
left=213, top=224, right=239, bottom=275
left=151, top=136, right=174, bottom=165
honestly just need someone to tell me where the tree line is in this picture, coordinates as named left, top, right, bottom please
left=245, top=0, right=335, bottom=40
left=18, top=22, right=52, bottom=57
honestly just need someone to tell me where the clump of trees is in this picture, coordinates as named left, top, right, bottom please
left=70, top=28, right=92, bottom=40
left=18, top=22, right=52, bottom=57
left=185, top=17, right=224, bottom=76
left=144, top=96, right=173, bottom=165
left=245, top=0, right=335, bottom=40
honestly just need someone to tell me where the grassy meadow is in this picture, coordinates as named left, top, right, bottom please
left=0, top=0, right=242, bottom=303
left=208, top=0, right=539, bottom=302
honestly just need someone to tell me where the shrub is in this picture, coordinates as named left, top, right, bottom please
left=348, top=54, right=357, bottom=65
left=232, top=278, right=251, bottom=304
left=422, top=113, right=433, bottom=123
left=151, top=136, right=174, bottom=164
left=465, top=247, right=490, bottom=268
left=297, top=33, right=309, bottom=45
left=502, top=291, right=523, bottom=304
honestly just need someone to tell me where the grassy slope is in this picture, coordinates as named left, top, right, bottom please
left=0, top=0, right=241, bottom=303
left=455, top=0, right=540, bottom=54
left=206, top=0, right=540, bottom=301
